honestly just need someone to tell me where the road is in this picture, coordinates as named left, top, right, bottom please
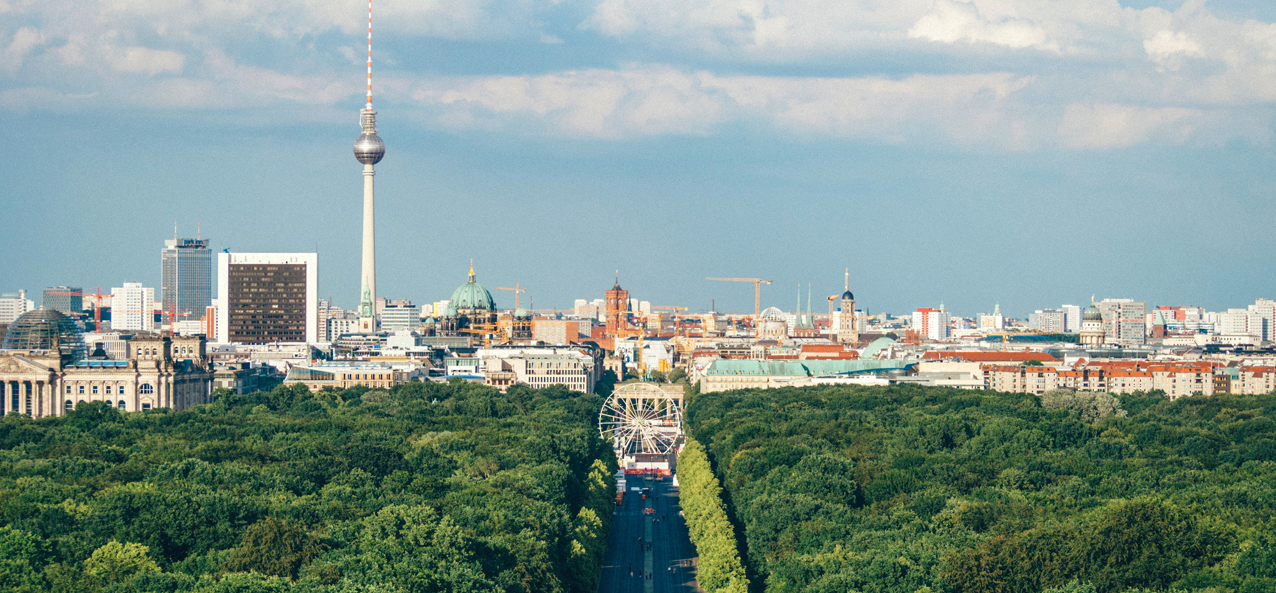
left=597, top=475, right=701, bottom=593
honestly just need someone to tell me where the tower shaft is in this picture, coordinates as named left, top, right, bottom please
left=360, top=163, right=376, bottom=330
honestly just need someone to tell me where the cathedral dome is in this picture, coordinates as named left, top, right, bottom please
left=2, top=308, right=85, bottom=359
left=449, top=266, right=496, bottom=312
left=841, top=290, right=854, bottom=300
left=1083, top=305, right=1102, bottom=322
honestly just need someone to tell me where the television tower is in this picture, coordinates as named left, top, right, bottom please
left=353, top=0, right=385, bottom=333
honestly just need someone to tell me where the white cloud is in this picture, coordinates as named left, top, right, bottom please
left=1056, top=103, right=1200, bottom=149
left=1143, top=30, right=1199, bottom=71
left=908, top=0, right=1055, bottom=51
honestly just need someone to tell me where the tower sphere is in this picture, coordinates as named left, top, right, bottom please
left=354, top=132, right=384, bottom=165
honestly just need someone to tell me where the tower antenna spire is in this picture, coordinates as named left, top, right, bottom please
left=845, top=267, right=849, bottom=291
left=366, top=0, right=373, bottom=110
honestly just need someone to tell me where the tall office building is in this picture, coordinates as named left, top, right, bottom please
left=111, top=283, right=155, bottom=331
left=162, top=237, right=212, bottom=324
left=42, top=287, right=82, bottom=315
left=353, top=0, right=386, bottom=333
left=216, top=253, right=318, bottom=344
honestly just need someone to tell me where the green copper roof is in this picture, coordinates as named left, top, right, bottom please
left=448, top=265, right=496, bottom=312
left=705, top=359, right=912, bottom=377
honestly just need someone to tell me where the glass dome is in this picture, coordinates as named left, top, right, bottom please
left=2, top=308, right=86, bottom=359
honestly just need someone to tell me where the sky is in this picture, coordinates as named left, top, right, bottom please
left=3, top=0, right=1276, bottom=319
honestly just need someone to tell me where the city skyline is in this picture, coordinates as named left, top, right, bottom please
left=5, top=1, right=1276, bottom=317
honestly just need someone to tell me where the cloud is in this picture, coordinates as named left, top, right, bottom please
left=1056, top=103, right=1200, bottom=149
left=908, top=0, right=1055, bottom=51
left=1143, top=30, right=1200, bottom=71
left=108, top=45, right=184, bottom=75
left=2, top=26, right=42, bottom=73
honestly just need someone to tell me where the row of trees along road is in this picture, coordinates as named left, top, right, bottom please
left=684, top=383, right=1276, bottom=593
left=0, top=380, right=616, bottom=593
left=676, top=437, right=749, bottom=593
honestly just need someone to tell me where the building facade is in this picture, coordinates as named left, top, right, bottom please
left=216, top=252, right=318, bottom=344
left=0, top=334, right=212, bottom=417
left=161, top=238, right=213, bottom=325
left=0, top=291, right=35, bottom=324
left=42, top=287, right=82, bottom=315
left=1097, top=298, right=1147, bottom=346
left=111, top=283, right=155, bottom=332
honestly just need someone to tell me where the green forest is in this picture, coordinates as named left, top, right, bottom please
left=684, top=385, right=1276, bottom=593
left=0, top=381, right=616, bottom=593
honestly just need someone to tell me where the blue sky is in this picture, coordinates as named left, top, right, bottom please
left=3, top=0, right=1276, bottom=318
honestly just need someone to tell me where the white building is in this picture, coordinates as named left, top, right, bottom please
left=0, top=290, right=35, bottom=324
left=978, top=304, right=1005, bottom=331
left=111, top=282, right=155, bottom=331
left=476, top=347, right=598, bottom=393
left=1248, top=299, right=1276, bottom=341
left=1218, top=308, right=1266, bottom=340
left=380, top=300, right=421, bottom=331
left=1028, top=309, right=1066, bottom=333
left=215, top=252, right=318, bottom=344
left=1097, top=299, right=1147, bottom=347
left=1060, top=305, right=1081, bottom=332
left=913, top=308, right=951, bottom=340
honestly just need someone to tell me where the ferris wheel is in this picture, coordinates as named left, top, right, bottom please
left=599, top=383, right=685, bottom=457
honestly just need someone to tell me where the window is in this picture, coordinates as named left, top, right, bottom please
left=92, top=385, right=98, bottom=394
left=137, top=348, right=142, bottom=356
left=78, top=385, right=84, bottom=394
left=118, top=400, right=126, bottom=410
left=142, top=403, right=151, bottom=411
left=65, top=385, right=71, bottom=394
left=105, top=385, right=112, bottom=395
left=65, top=400, right=73, bottom=411
left=139, top=384, right=154, bottom=395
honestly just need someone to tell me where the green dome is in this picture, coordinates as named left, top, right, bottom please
left=449, top=266, right=496, bottom=312
left=1083, top=305, right=1102, bottom=322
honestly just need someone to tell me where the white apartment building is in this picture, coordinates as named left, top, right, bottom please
left=1029, top=309, right=1066, bottom=333
left=0, top=290, right=35, bottom=324
left=1248, top=299, right=1276, bottom=341
left=380, top=301, right=421, bottom=331
left=913, top=308, right=951, bottom=340
left=111, top=282, right=155, bottom=331
left=1218, top=308, right=1266, bottom=340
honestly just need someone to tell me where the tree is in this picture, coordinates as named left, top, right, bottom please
left=83, top=540, right=159, bottom=585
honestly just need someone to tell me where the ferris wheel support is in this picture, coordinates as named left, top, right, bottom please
left=598, top=383, right=686, bottom=476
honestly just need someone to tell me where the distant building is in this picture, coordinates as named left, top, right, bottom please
left=380, top=300, right=421, bottom=331
left=111, top=283, right=155, bottom=332
left=161, top=238, right=213, bottom=325
left=477, top=347, right=599, bottom=393
left=978, top=303, right=1006, bottom=331
left=0, top=290, right=34, bottom=324
left=1028, top=309, right=1066, bottom=333
left=606, top=279, right=629, bottom=336
left=216, top=252, right=318, bottom=344
left=1218, top=308, right=1266, bottom=341
left=1079, top=303, right=1105, bottom=347
left=1060, top=305, right=1081, bottom=332
left=532, top=319, right=590, bottom=345
left=42, top=287, right=82, bottom=315
left=912, top=307, right=950, bottom=341
left=1097, top=298, right=1147, bottom=347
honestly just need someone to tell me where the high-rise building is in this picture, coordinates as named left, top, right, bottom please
left=216, top=253, right=318, bottom=344
left=42, top=287, right=82, bottom=315
left=1218, top=308, right=1265, bottom=340
left=1247, top=298, right=1276, bottom=342
left=161, top=237, right=213, bottom=324
left=111, top=283, right=155, bottom=331
left=1097, top=298, right=1147, bottom=347
left=1060, top=304, right=1081, bottom=333
left=912, top=307, right=950, bottom=340
left=353, top=0, right=386, bottom=334
left=0, top=290, right=35, bottom=323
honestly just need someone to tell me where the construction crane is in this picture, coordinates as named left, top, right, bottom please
left=44, top=287, right=106, bottom=332
left=651, top=306, right=688, bottom=314
left=495, top=282, right=527, bottom=311
left=705, top=277, right=772, bottom=318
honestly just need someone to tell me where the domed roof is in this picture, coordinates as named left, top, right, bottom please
left=1083, top=305, right=1102, bottom=322
left=448, top=265, right=496, bottom=313
left=2, top=308, right=85, bottom=358
left=841, top=290, right=854, bottom=300
left=514, top=307, right=529, bottom=318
